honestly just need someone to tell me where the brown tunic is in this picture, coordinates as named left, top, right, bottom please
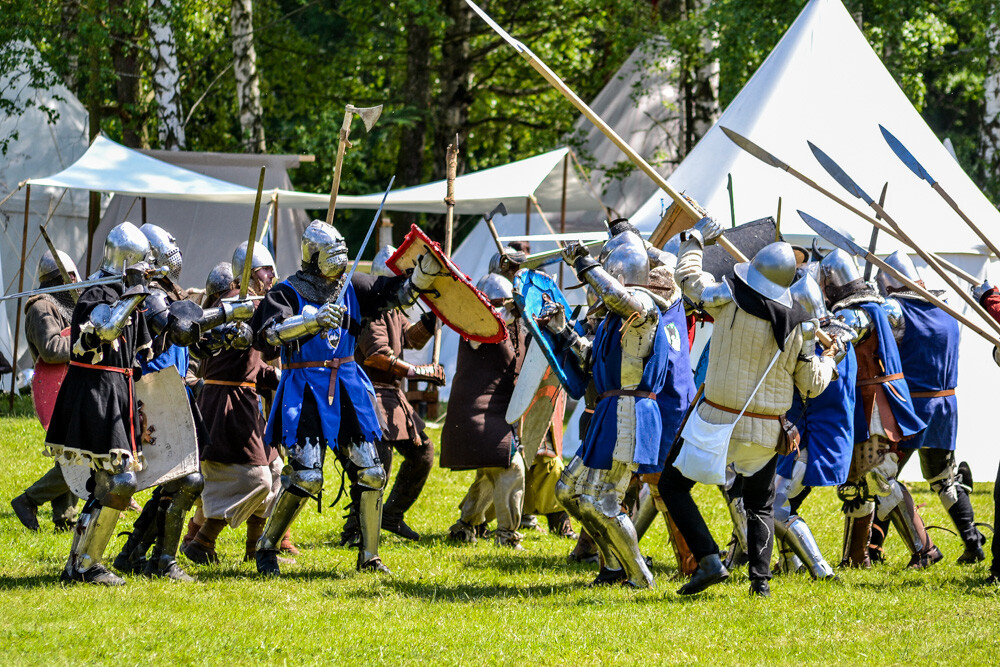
left=24, top=294, right=72, bottom=364
left=355, top=310, right=433, bottom=444
left=440, top=320, right=527, bottom=470
left=197, top=288, right=280, bottom=466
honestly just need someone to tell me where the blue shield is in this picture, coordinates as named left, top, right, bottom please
left=513, top=269, right=587, bottom=399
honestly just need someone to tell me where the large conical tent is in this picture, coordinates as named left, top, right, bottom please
left=628, top=0, right=999, bottom=479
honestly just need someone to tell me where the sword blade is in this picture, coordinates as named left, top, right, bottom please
left=38, top=225, right=78, bottom=303
left=807, top=141, right=874, bottom=204
left=879, top=124, right=936, bottom=185
left=0, top=273, right=121, bottom=302
left=335, top=175, right=396, bottom=306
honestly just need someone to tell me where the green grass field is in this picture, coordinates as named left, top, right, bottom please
left=1, top=398, right=998, bottom=665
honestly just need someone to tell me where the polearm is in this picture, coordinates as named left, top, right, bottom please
left=798, top=210, right=1000, bottom=349
left=879, top=124, right=1000, bottom=259
left=326, top=104, right=383, bottom=225
left=239, top=167, right=267, bottom=301
left=38, top=225, right=78, bottom=303
left=862, top=183, right=888, bottom=282
left=720, top=127, right=978, bottom=285
left=333, top=175, right=396, bottom=308
left=432, top=141, right=460, bottom=367
left=464, top=0, right=747, bottom=263
left=806, top=140, right=1000, bottom=339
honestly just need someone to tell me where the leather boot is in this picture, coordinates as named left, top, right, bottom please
left=840, top=511, right=873, bottom=569
left=567, top=529, right=599, bottom=564
left=546, top=511, right=578, bottom=539
left=183, top=518, right=225, bottom=565
left=665, top=510, right=698, bottom=577
left=280, top=530, right=300, bottom=556
left=868, top=516, right=890, bottom=564
left=245, top=516, right=266, bottom=562
left=677, top=554, right=729, bottom=595
left=182, top=516, right=202, bottom=550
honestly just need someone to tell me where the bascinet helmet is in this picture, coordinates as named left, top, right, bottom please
left=301, top=220, right=348, bottom=280
left=734, top=241, right=796, bottom=308
left=232, top=241, right=276, bottom=278
left=100, top=221, right=151, bottom=274
left=876, top=251, right=920, bottom=295
left=371, top=245, right=396, bottom=279
left=790, top=273, right=828, bottom=319
left=818, top=248, right=862, bottom=298
left=205, top=262, right=236, bottom=299
left=37, top=250, right=79, bottom=285
left=599, top=223, right=649, bottom=287
left=140, top=223, right=183, bottom=281
left=476, top=273, right=513, bottom=304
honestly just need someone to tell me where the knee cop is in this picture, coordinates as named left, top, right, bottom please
left=93, top=470, right=138, bottom=511
left=921, top=450, right=960, bottom=510
left=345, top=441, right=386, bottom=491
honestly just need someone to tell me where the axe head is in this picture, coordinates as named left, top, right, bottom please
left=486, top=202, right=507, bottom=222
left=350, top=104, right=383, bottom=133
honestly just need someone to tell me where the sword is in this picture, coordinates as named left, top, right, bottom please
left=797, top=210, right=1000, bottom=349
left=879, top=124, right=1000, bottom=259
left=37, top=225, right=79, bottom=303
left=239, top=166, right=266, bottom=301
left=333, top=175, right=396, bottom=308
left=0, top=273, right=122, bottom=303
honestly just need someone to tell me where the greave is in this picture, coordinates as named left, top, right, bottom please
left=777, top=516, right=835, bottom=579
left=556, top=477, right=622, bottom=571
left=69, top=504, right=121, bottom=573
left=580, top=494, right=653, bottom=588
left=358, top=488, right=383, bottom=567
left=886, top=486, right=931, bottom=556
left=722, top=486, right=749, bottom=553
left=257, top=487, right=309, bottom=552
left=633, top=492, right=658, bottom=542
left=154, top=474, right=203, bottom=568
left=775, top=538, right=804, bottom=575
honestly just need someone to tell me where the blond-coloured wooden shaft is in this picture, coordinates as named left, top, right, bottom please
left=258, top=189, right=279, bottom=244
left=433, top=142, right=460, bottom=367
left=325, top=108, right=355, bottom=224
left=931, top=182, right=1000, bottom=259
left=10, top=184, right=29, bottom=411
left=239, top=167, right=266, bottom=301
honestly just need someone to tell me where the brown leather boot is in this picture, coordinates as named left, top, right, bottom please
left=840, top=511, right=873, bottom=568
left=245, top=516, right=266, bottom=562
left=182, top=518, right=225, bottom=565
left=182, top=516, right=203, bottom=550
left=279, top=529, right=300, bottom=556
left=665, top=510, right=698, bottom=577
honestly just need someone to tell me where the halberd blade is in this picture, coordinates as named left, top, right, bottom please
left=879, top=124, right=936, bottom=186
left=796, top=210, right=866, bottom=257
left=807, top=141, right=874, bottom=205
left=720, top=127, right=788, bottom=170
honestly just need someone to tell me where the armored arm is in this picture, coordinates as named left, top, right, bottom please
left=832, top=306, right=874, bottom=345
left=87, top=289, right=148, bottom=344
left=261, top=305, right=326, bottom=346
left=402, top=311, right=437, bottom=351
left=537, top=298, right=592, bottom=371
left=792, top=324, right=836, bottom=399
left=881, top=297, right=905, bottom=342
left=363, top=353, right=445, bottom=386
left=561, top=242, right=648, bottom=318
left=674, top=237, right=732, bottom=316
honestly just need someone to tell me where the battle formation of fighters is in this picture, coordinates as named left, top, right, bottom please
left=9, top=210, right=1000, bottom=594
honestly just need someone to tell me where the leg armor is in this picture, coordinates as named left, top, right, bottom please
left=776, top=516, right=836, bottom=580
left=774, top=537, right=805, bottom=575
left=577, top=461, right=653, bottom=588
left=878, top=483, right=942, bottom=568
left=113, top=487, right=161, bottom=574
left=148, top=472, right=204, bottom=581
left=341, top=440, right=388, bottom=572
left=922, top=449, right=985, bottom=562
left=632, top=489, right=658, bottom=541
left=720, top=484, right=749, bottom=570
left=839, top=484, right=875, bottom=569
left=66, top=468, right=137, bottom=584
left=256, top=438, right=324, bottom=575
left=492, top=452, right=526, bottom=548
left=555, top=457, right=622, bottom=573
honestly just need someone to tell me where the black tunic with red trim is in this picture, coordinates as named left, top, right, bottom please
left=45, top=282, right=152, bottom=469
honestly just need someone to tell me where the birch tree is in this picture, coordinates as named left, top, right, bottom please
left=982, top=9, right=1000, bottom=176
left=147, top=0, right=185, bottom=149
left=231, top=0, right=266, bottom=153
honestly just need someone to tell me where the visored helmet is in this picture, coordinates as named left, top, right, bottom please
left=140, top=223, right=183, bottom=281
left=301, top=220, right=348, bottom=280
left=100, top=221, right=151, bottom=274
left=876, top=251, right=920, bottom=294
left=205, top=262, right=235, bottom=300
left=818, top=248, right=862, bottom=299
left=37, top=249, right=79, bottom=285
left=734, top=241, right=796, bottom=308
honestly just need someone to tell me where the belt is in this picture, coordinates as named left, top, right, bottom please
left=856, top=373, right=905, bottom=387
left=597, top=389, right=657, bottom=401
left=69, top=361, right=137, bottom=456
left=281, top=356, right=354, bottom=404
left=704, top=398, right=780, bottom=421
left=203, top=379, right=257, bottom=389
left=910, top=389, right=956, bottom=398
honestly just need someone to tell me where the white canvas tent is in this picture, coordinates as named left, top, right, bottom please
left=0, top=49, right=91, bottom=389
left=621, top=0, right=1000, bottom=480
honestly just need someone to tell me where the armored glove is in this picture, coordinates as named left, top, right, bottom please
left=535, top=298, right=568, bottom=335
left=316, top=302, right=347, bottom=330
left=224, top=322, right=254, bottom=350
left=561, top=241, right=599, bottom=279
left=683, top=216, right=724, bottom=247
left=411, top=252, right=443, bottom=291
left=408, top=363, right=446, bottom=386
left=972, top=279, right=993, bottom=303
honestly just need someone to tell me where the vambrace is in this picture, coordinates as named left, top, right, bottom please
left=798, top=321, right=818, bottom=362
left=834, top=307, right=874, bottom=344
left=88, top=293, right=147, bottom=343
left=554, top=323, right=592, bottom=370
left=578, top=262, right=648, bottom=318
left=193, top=299, right=255, bottom=336
left=262, top=306, right=323, bottom=346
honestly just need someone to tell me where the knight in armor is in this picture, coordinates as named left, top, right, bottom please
left=442, top=271, right=528, bottom=549
left=772, top=272, right=855, bottom=580
left=182, top=245, right=283, bottom=565
left=866, top=252, right=985, bottom=564
left=659, top=218, right=836, bottom=597
left=536, top=220, right=692, bottom=589
left=11, top=250, right=81, bottom=532
left=817, top=249, right=937, bottom=569
left=113, top=223, right=254, bottom=581
left=968, top=278, right=1000, bottom=583
left=250, top=220, right=438, bottom=575
left=340, top=245, right=443, bottom=544
left=45, top=222, right=156, bottom=585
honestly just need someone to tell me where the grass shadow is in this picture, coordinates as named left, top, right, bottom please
left=341, top=578, right=583, bottom=602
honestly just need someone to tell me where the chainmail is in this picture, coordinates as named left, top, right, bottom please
left=828, top=283, right=883, bottom=312
left=286, top=270, right=342, bottom=303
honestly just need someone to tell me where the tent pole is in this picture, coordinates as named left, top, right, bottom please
left=529, top=196, right=558, bottom=236
left=9, top=184, right=29, bottom=410
left=0, top=181, right=26, bottom=210
left=141, top=196, right=147, bottom=224
left=86, top=189, right=99, bottom=275
left=560, top=154, right=568, bottom=288
left=272, top=192, right=279, bottom=259
left=525, top=197, right=531, bottom=240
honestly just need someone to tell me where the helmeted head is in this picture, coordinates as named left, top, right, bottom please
left=599, top=222, right=649, bottom=287
left=301, top=220, right=348, bottom=280
left=37, top=250, right=79, bottom=286
left=370, top=245, right=396, bottom=279
left=488, top=248, right=527, bottom=281
left=100, top=221, right=151, bottom=274
left=477, top=272, right=514, bottom=324
left=140, top=223, right=183, bottom=281
left=818, top=248, right=862, bottom=301
left=790, top=273, right=828, bottom=319
left=876, top=251, right=921, bottom=295
left=205, top=262, right=236, bottom=300
left=233, top=241, right=276, bottom=292
left=734, top=241, right=796, bottom=308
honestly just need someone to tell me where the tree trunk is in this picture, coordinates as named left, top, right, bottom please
left=982, top=9, right=1000, bottom=177
left=59, top=0, right=81, bottom=95
left=433, top=0, right=472, bottom=181
left=108, top=0, right=145, bottom=147
left=392, top=18, right=432, bottom=240
left=147, top=0, right=185, bottom=150
left=231, top=0, right=266, bottom=153
left=680, top=0, right=718, bottom=156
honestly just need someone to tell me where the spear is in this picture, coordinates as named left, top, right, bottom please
left=798, top=210, right=1000, bottom=349
left=879, top=124, right=1000, bottom=259
left=805, top=140, right=1000, bottom=339
left=464, top=0, right=747, bottom=262
left=719, top=127, right=978, bottom=285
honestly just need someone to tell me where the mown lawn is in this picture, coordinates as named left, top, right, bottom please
left=1, top=399, right=998, bottom=665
